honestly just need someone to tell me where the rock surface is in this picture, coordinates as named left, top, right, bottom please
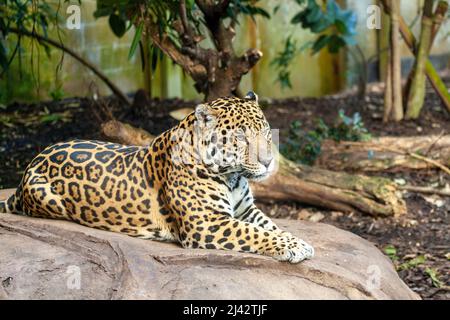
left=0, top=188, right=419, bottom=300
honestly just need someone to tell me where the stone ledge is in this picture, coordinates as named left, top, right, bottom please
left=0, top=188, right=419, bottom=299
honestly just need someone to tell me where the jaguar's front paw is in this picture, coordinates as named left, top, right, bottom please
left=273, top=237, right=314, bottom=263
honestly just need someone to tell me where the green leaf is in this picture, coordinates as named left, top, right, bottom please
left=384, top=245, right=397, bottom=258
left=273, top=4, right=281, bottom=14
left=306, top=6, right=321, bottom=24
left=326, top=0, right=339, bottom=21
left=0, top=42, right=8, bottom=70
left=128, top=22, right=143, bottom=60
left=335, top=19, right=348, bottom=34
left=109, top=14, right=126, bottom=38
left=398, top=255, right=426, bottom=271
left=42, top=43, right=52, bottom=59
left=151, top=46, right=159, bottom=72
left=40, top=113, right=62, bottom=123
left=0, top=17, right=7, bottom=35
left=312, top=34, right=330, bottom=54
left=251, top=7, right=271, bottom=19
left=310, top=18, right=331, bottom=33
left=291, top=11, right=308, bottom=24
left=425, top=268, right=443, bottom=288
left=327, top=35, right=345, bottom=53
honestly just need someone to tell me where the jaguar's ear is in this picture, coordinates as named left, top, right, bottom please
left=245, top=91, right=258, bottom=104
left=194, top=104, right=216, bottom=128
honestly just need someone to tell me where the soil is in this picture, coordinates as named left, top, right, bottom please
left=0, top=88, right=448, bottom=300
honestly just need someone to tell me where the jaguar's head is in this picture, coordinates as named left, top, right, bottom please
left=193, top=92, right=275, bottom=181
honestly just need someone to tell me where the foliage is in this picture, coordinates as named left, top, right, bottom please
left=281, top=119, right=326, bottom=165
left=272, top=0, right=357, bottom=89
left=49, top=85, right=65, bottom=101
left=328, top=110, right=371, bottom=142
left=0, top=0, right=63, bottom=73
left=0, top=106, right=71, bottom=127
left=1, top=0, right=356, bottom=99
left=270, top=36, right=300, bottom=89
left=397, top=255, right=426, bottom=271
left=383, top=244, right=399, bottom=262
left=425, top=268, right=443, bottom=288
left=292, top=0, right=357, bottom=54
left=281, top=109, right=371, bottom=165
left=94, top=0, right=270, bottom=70
left=271, top=37, right=314, bottom=89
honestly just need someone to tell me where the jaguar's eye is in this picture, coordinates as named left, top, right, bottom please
left=236, top=131, right=246, bottom=142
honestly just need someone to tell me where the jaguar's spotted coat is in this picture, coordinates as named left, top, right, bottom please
left=0, top=92, right=314, bottom=263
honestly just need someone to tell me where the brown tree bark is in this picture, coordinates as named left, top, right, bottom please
left=137, top=1, right=262, bottom=101
left=100, top=120, right=407, bottom=217
left=389, top=0, right=404, bottom=121
left=383, top=52, right=393, bottom=122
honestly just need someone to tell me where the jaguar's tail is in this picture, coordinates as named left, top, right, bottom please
left=0, top=187, right=23, bottom=214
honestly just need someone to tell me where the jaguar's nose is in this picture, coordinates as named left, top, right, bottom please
left=259, top=157, right=273, bottom=169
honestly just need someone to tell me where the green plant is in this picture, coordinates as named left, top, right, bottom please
left=281, top=110, right=371, bottom=165
left=328, top=110, right=371, bottom=142
left=48, top=86, right=65, bottom=101
left=39, top=107, right=71, bottom=124
left=292, top=0, right=357, bottom=53
left=397, top=255, right=426, bottom=271
left=94, top=0, right=270, bottom=100
left=0, top=0, right=61, bottom=73
left=425, top=267, right=443, bottom=288
left=281, top=119, right=325, bottom=165
left=0, top=114, right=14, bottom=127
left=272, top=0, right=357, bottom=89
left=0, top=1, right=132, bottom=105
left=383, top=244, right=399, bottom=262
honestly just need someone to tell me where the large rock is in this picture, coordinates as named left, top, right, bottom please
left=0, top=189, right=419, bottom=300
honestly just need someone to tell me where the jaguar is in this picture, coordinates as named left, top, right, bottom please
left=0, top=92, right=314, bottom=263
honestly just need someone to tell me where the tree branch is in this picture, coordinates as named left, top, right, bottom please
left=196, top=0, right=232, bottom=18
left=178, top=0, right=195, bottom=46
left=143, top=19, right=208, bottom=87
left=233, top=49, right=263, bottom=74
left=195, top=0, right=234, bottom=54
left=6, top=28, right=131, bottom=106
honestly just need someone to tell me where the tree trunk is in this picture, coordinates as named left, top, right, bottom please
left=405, top=0, right=434, bottom=119
left=383, top=51, right=393, bottom=122
left=100, top=120, right=407, bottom=217
left=315, top=135, right=450, bottom=172
left=403, top=1, right=448, bottom=108
left=380, top=0, right=450, bottom=114
left=390, top=0, right=404, bottom=121
left=136, top=1, right=262, bottom=101
left=378, top=0, right=390, bottom=82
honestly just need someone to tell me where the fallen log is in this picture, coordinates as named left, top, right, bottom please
left=100, top=119, right=406, bottom=217
left=316, top=135, right=450, bottom=173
